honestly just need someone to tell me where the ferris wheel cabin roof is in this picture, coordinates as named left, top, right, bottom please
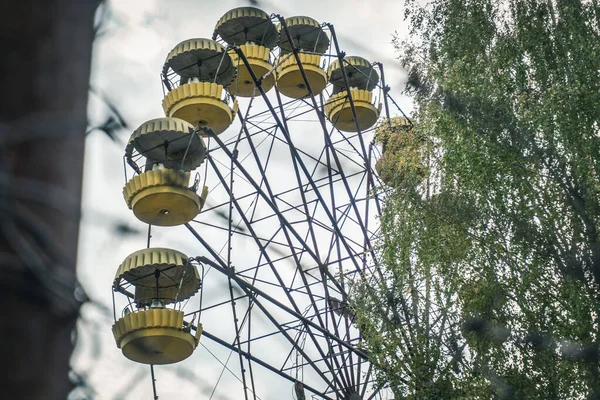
left=114, top=247, right=201, bottom=305
left=277, top=15, right=330, bottom=54
left=163, top=38, right=237, bottom=87
left=125, top=117, right=206, bottom=172
left=328, top=56, right=380, bottom=92
left=214, top=6, right=279, bottom=49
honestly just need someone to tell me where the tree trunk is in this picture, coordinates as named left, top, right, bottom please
left=0, top=1, right=100, bottom=398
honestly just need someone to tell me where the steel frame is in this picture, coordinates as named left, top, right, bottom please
left=141, top=14, right=398, bottom=399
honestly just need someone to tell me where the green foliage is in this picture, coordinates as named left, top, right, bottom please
left=351, top=0, right=600, bottom=398
left=353, top=189, right=486, bottom=398
left=374, top=117, right=430, bottom=189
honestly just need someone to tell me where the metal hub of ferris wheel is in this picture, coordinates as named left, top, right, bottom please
left=110, top=6, right=404, bottom=400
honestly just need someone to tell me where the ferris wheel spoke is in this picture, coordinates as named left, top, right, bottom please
left=241, top=117, right=339, bottom=177
left=189, top=163, right=352, bottom=390
left=217, top=123, right=366, bottom=283
left=269, top=98, right=378, bottom=279
left=196, top=161, right=310, bottom=310
left=199, top=252, right=349, bottom=397
left=207, top=130, right=349, bottom=295
left=271, top=94, right=325, bottom=269
left=193, top=249, right=368, bottom=362
left=202, top=329, right=335, bottom=400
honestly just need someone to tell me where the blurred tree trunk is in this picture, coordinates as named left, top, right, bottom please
left=0, top=1, right=100, bottom=398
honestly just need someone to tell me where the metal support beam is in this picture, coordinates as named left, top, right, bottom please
left=201, top=329, right=334, bottom=400
left=192, top=251, right=366, bottom=359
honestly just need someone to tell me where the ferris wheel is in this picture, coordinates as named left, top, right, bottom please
left=110, top=6, right=402, bottom=400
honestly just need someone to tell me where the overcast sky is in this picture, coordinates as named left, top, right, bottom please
left=73, top=1, right=412, bottom=399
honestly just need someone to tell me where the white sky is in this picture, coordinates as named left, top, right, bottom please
left=74, top=1, right=412, bottom=399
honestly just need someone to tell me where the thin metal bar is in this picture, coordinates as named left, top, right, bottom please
left=245, top=297, right=258, bottom=400
left=150, top=365, right=158, bottom=400
left=223, top=118, right=252, bottom=399
left=386, top=90, right=413, bottom=125
left=180, top=128, right=196, bottom=170
left=228, top=274, right=250, bottom=400
left=111, top=289, right=116, bottom=322
left=185, top=293, right=247, bottom=315
left=122, top=155, right=128, bottom=183
left=360, top=364, right=373, bottom=398
left=236, top=322, right=302, bottom=346
left=375, top=62, right=392, bottom=124
left=368, top=142, right=382, bottom=216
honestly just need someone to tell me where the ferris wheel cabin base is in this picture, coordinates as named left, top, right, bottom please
left=162, top=82, right=237, bottom=134
left=229, top=44, right=275, bottom=97
left=123, top=169, right=207, bottom=226
left=325, top=89, right=380, bottom=132
left=113, top=309, right=202, bottom=365
left=130, top=186, right=203, bottom=226
left=276, top=54, right=327, bottom=99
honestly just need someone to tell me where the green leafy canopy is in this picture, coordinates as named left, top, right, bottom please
left=351, top=0, right=600, bottom=398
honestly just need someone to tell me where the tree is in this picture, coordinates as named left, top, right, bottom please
left=0, top=1, right=101, bottom=398
left=354, top=118, right=491, bottom=399
left=352, top=0, right=600, bottom=398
